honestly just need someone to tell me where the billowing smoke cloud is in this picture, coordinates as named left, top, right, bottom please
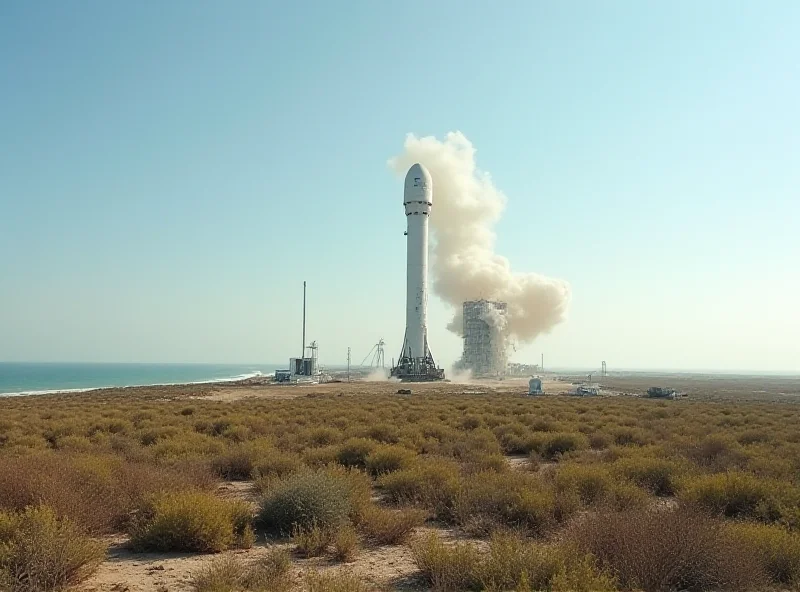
left=388, top=131, right=570, bottom=344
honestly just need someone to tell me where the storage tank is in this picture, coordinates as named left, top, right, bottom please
left=528, top=377, right=543, bottom=395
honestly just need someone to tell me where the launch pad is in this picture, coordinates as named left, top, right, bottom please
left=390, top=357, right=445, bottom=381
left=390, top=338, right=445, bottom=382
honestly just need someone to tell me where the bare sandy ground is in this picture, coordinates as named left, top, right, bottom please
left=79, top=537, right=426, bottom=592
left=193, top=377, right=566, bottom=403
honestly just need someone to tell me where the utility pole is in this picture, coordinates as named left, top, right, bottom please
left=301, top=281, right=307, bottom=359
left=347, top=347, right=351, bottom=382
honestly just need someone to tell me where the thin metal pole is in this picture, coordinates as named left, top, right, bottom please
left=302, top=281, right=306, bottom=359
left=347, top=347, right=351, bottom=382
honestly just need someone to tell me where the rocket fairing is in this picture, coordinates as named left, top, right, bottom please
left=391, top=163, right=444, bottom=381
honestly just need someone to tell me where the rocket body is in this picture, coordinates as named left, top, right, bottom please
left=402, top=163, right=432, bottom=360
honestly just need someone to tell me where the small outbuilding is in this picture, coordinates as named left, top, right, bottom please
left=528, top=377, right=543, bottom=395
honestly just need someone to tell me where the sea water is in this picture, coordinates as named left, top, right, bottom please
left=0, top=362, right=281, bottom=396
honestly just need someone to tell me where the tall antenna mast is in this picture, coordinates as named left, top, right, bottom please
left=302, top=281, right=307, bottom=359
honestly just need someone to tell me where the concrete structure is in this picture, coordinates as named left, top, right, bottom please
left=459, top=299, right=509, bottom=377
left=390, top=163, right=444, bottom=381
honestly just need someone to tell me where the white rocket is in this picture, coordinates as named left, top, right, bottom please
left=391, top=163, right=444, bottom=381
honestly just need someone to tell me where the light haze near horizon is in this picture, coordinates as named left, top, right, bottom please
left=1, top=1, right=799, bottom=372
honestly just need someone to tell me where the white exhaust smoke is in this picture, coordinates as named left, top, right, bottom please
left=388, top=132, right=570, bottom=344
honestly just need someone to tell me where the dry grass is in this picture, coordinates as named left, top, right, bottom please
left=305, top=569, right=371, bottom=592
left=409, top=531, right=617, bottom=592
left=292, top=521, right=333, bottom=558
left=129, top=490, right=253, bottom=553
left=724, top=521, right=800, bottom=586
left=191, top=548, right=292, bottom=592
left=565, top=505, right=766, bottom=591
left=332, top=524, right=359, bottom=562
left=357, top=505, right=426, bottom=545
left=1, top=384, right=800, bottom=588
left=409, top=532, right=482, bottom=592
left=0, top=506, right=106, bottom=591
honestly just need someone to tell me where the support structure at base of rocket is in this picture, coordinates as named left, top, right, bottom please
left=390, top=163, right=445, bottom=382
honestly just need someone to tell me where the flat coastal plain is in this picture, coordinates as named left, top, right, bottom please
left=1, top=373, right=798, bottom=592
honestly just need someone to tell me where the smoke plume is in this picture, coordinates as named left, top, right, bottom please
left=388, top=132, right=571, bottom=344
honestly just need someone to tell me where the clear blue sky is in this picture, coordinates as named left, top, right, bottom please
left=1, top=1, right=798, bottom=371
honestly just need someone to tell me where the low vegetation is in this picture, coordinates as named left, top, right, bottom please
left=191, top=548, right=292, bottom=592
left=0, top=506, right=106, bottom=592
left=129, top=490, right=254, bottom=552
left=1, top=384, right=799, bottom=590
left=410, top=531, right=617, bottom=592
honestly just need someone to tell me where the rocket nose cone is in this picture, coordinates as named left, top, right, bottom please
left=404, top=163, right=433, bottom=202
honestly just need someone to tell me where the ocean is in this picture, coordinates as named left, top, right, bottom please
left=0, top=363, right=281, bottom=396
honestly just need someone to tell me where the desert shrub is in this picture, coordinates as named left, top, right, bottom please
left=450, top=428, right=504, bottom=460
left=129, top=490, right=249, bottom=553
left=0, top=506, right=106, bottom=592
left=462, top=452, right=508, bottom=474
left=191, top=555, right=244, bottom=592
left=550, top=552, right=619, bottom=592
left=307, top=426, right=342, bottom=446
left=738, top=429, right=772, bottom=446
left=251, top=450, right=304, bottom=479
left=685, top=435, right=747, bottom=471
left=555, top=464, right=613, bottom=505
left=358, top=505, right=426, bottom=545
left=191, top=548, right=292, bottom=592
left=366, top=423, right=401, bottom=444
left=325, top=464, right=372, bottom=522
left=365, top=444, right=415, bottom=476
left=211, top=440, right=280, bottom=480
left=477, top=533, right=617, bottom=592
left=332, top=524, right=359, bottom=562
left=258, top=470, right=351, bottom=534
left=229, top=500, right=255, bottom=549
left=589, top=432, right=612, bottom=450
left=410, top=532, right=481, bottom=592
left=476, top=533, right=563, bottom=591
left=305, top=569, right=370, bottom=592
left=454, top=471, right=562, bottom=536
left=725, top=522, right=800, bottom=585
left=460, top=415, right=482, bottom=430
left=567, top=506, right=765, bottom=592
left=378, top=459, right=460, bottom=520
left=613, top=457, right=683, bottom=496
left=606, top=480, right=651, bottom=511
left=293, top=521, right=333, bottom=557
left=612, top=427, right=650, bottom=447
left=539, top=432, right=588, bottom=460
left=0, top=452, right=213, bottom=534
left=336, top=438, right=375, bottom=469
left=530, top=418, right=556, bottom=433
left=680, top=471, right=796, bottom=523
left=150, top=431, right=225, bottom=460
left=245, top=548, right=293, bottom=590
left=302, top=444, right=339, bottom=467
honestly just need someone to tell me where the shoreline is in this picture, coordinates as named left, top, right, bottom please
left=0, top=370, right=272, bottom=398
